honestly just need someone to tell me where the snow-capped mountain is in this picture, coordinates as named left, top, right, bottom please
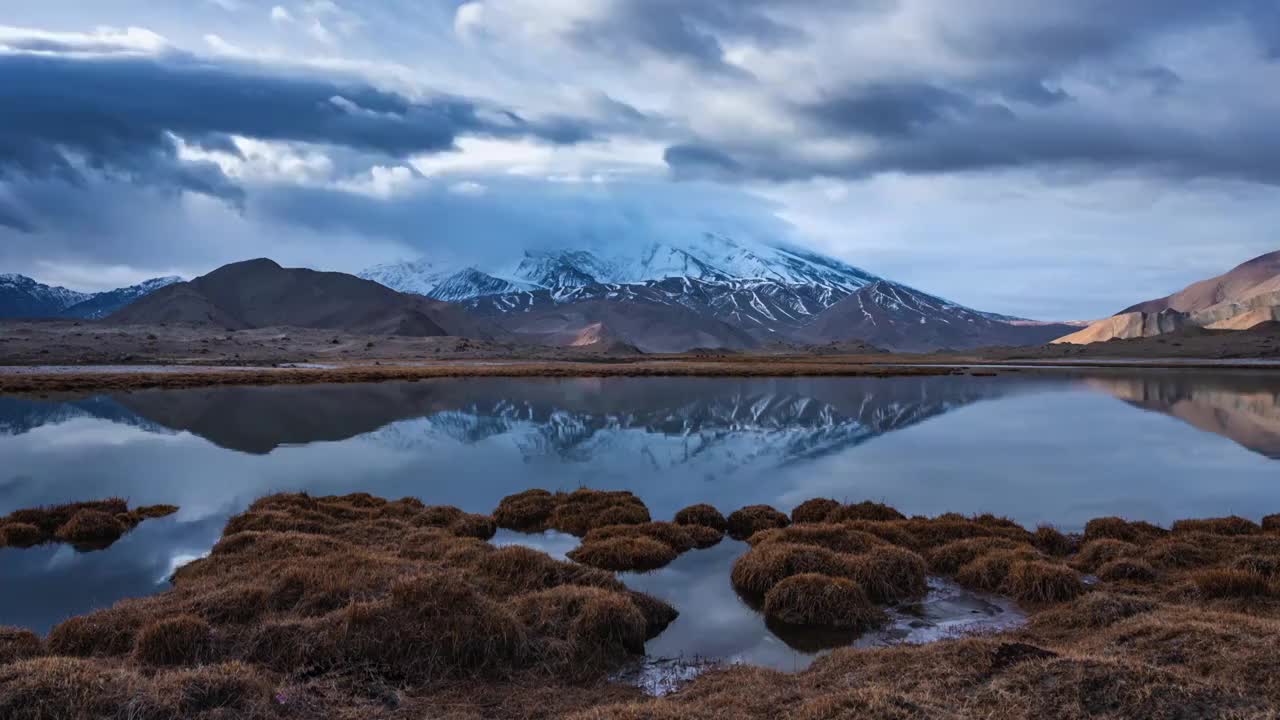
left=359, top=260, right=535, bottom=302
left=0, top=274, right=90, bottom=317
left=357, top=233, right=1069, bottom=351
left=506, top=234, right=879, bottom=292
left=60, top=276, right=184, bottom=319
left=0, top=274, right=183, bottom=320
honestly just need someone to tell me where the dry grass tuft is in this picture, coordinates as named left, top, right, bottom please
left=673, top=503, right=727, bottom=532
left=47, top=607, right=143, bottom=658
left=955, top=549, right=1041, bottom=593
left=1002, top=561, right=1085, bottom=604
left=1072, top=538, right=1139, bottom=572
left=730, top=542, right=849, bottom=599
left=1097, top=558, right=1158, bottom=583
left=494, top=489, right=557, bottom=531
left=927, top=537, right=1024, bottom=575
left=824, top=501, right=906, bottom=523
left=1171, top=516, right=1261, bottom=536
left=762, top=574, right=887, bottom=630
left=1263, top=514, right=1280, bottom=532
left=134, top=615, right=214, bottom=667
left=726, top=505, right=790, bottom=540
left=0, top=523, right=43, bottom=549
left=1231, top=554, right=1280, bottom=578
left=1030, top=592, right=1158, bottom=632
left=568, top=537, right=680, bottom=572
left=748, top=523, right=886, bottom=555
left=1191, top=569, right=1273, bottom=599
left=1142, top=538, right=1212, bottom=570
left=849, top=546, right=929, bottom=604
left=495, top=489, right=651, bottom=537
left=0, top=627, right=42, bottom=666
left=1033, top=525, right=1075, bottom=557
left=54, top=509, right=126, bottom=548
left=790, top=498, right=841, bottom=524
left=584, top=522, right=722, bottom=553
left=1083, top=516, right=1167, bottom=544
left=155, top=661, right=275, bottom=716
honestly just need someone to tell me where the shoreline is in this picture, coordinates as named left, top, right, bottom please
left=1, top=355, right=1279, bottom=394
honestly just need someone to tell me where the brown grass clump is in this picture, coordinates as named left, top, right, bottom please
left=494, top=488, right=557, bottom=531
left=1072, top=538, right=1139, bottom=572
left=1142, top=538, right=1212, bottom=570
left=584, top=522, right=722, bottom=553
left=1083, top=516, right=1167, bottom=544
left=673, top=503, right=727, bottom=532
left=1097, top=558, right=1158, bottom=583
left=338, top=571, right=529, bottom=680
left=551, top=490, right=651, bottom=537
left=54, top=509, right=126, bottom=548
left=0, top=499, right=177, bottom=551
left=515, top=586, right=649, bottom=668
left=848, top=546, right=929, bottom=604
left=1231, top=554, right=1280, bottom=578
left=1033, top=525, right=1075, bottom=557
left=726, top=504, right=790, bottom=540
left=954, top=549, right=1041, bottom=593
left=568, top=537, right=680, bottom=573
left=790, top=498, right=841, bottom=524
left=1171, top=516, right=1261, bottom=536
left=824, top=501, right=906, bottom=523
left=133, top=615, right=214, bottom=666
left=748, top=523, right=886, bottom=555
left=762, top=574, right=887, bottom=630
left=0, top=627, right=41, bottom=666
left=0, top=523, right=43, bottom=548
left=495, top=489, right=652, bottom=537
left=153, top=661, right=275, bottom=716
left=927, top=537, right=1024, bottom=575
left=1029, top=592, right=1158, bottom=633
left=0, top=657, right=149, bottom=720
left=1191, top=569, right=1273, bottom=599
left=1001, top=561, right=1085, bottom=604
left=47, top=606, right=144, bottom=658
left=1263, top=513, right=1280, bottom=532
left=730, top=543, right=849, bottom=599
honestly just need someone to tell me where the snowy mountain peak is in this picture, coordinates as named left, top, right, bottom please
left=361, top=260, right=536, bottom=302
left=1, top=274, right=182, bottom=319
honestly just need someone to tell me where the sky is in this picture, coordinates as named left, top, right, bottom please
left=1, top=1, right=1279, bottom=320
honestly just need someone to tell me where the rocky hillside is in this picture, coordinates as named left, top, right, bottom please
left=110, top=259, right=496, bottom=338
left=1056, top=250, right=1280, bottom=344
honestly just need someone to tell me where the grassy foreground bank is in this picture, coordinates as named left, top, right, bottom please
left=3, top=490, right=1280, bottom=719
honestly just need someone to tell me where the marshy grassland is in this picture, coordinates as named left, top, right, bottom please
left=3, top=490, right=1280, bottom=719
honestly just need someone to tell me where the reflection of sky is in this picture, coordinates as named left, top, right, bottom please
left=2, top=374, right=1279, bottom=640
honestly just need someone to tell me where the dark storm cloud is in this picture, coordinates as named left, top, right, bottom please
left=567, top=0, right=881, bottom=76
left=0, top=50, right=597, bottom=200
left=803, top=82, right=1012, bottom=138
left=668, top=105, right=1280, bottom=187
left=663, top=1, right=1280, bottom=185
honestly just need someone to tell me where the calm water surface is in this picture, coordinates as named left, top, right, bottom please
left=2, top=370, right=1279, bottom=669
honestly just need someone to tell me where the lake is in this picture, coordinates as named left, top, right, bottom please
left=2, top=369, right=1278, bottom=671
